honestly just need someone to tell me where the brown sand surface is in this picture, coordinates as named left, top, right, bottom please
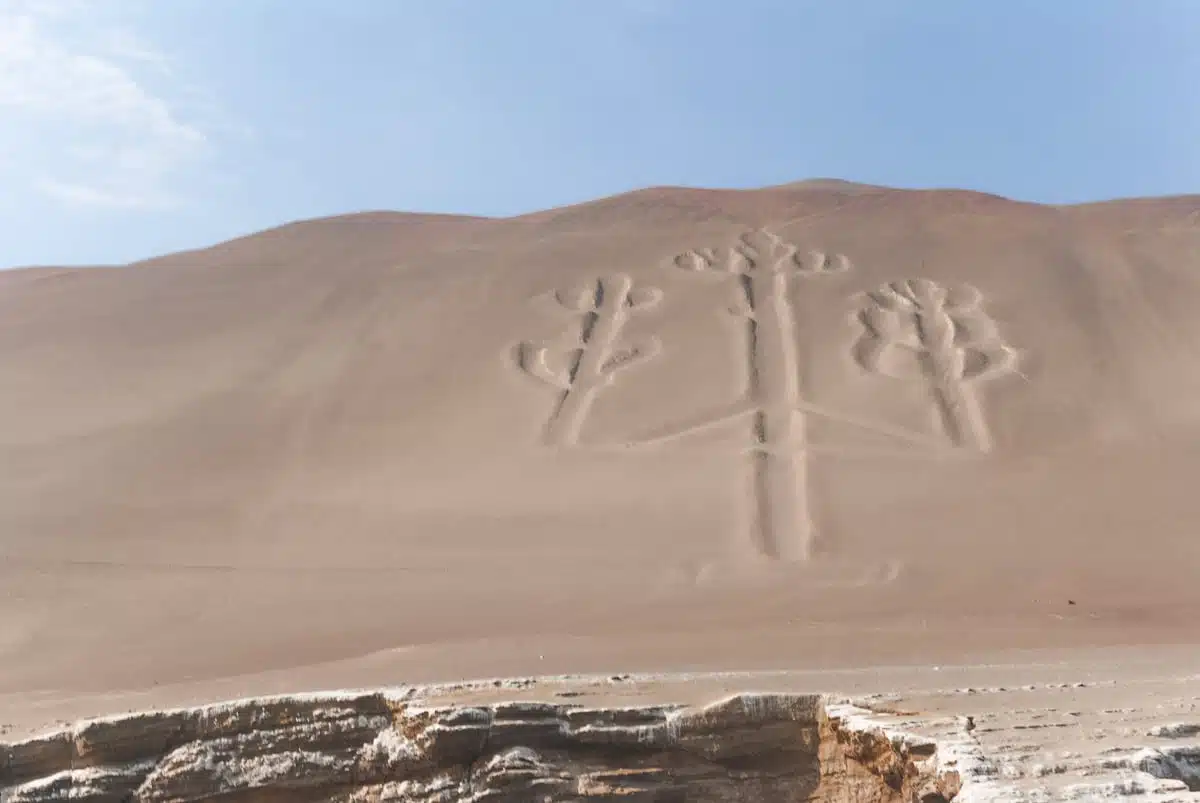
left=2, top=180, right=1199, bottom=730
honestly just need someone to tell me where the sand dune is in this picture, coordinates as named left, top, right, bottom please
left=2, top=181, right=1199, bottom=730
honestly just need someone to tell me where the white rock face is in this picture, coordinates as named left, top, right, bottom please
left=2, top=672, right=1199, bottom=802
left=0, top=687, right=949, bottom=802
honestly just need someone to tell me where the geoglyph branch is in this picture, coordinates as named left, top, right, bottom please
left=853, top=278, right=1016, bottom=453
left=519, top=273, right=661, bottom=447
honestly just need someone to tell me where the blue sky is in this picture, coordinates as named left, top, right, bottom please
left=1, top=0, right=1198, bottom=268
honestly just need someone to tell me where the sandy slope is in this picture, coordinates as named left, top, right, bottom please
left=2, top=181, right=1199, bottom=729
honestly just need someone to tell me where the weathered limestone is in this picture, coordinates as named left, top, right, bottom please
left=8, top=673, right=1199, bottom=802
left=1, top=690, right=950, bottom=803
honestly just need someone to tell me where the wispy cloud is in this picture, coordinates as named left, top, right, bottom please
left=0, top=0, right=213, bottom=210
left=34, top=177, right=163, bottom=210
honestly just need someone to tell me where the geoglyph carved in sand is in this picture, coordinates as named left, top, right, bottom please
left=852, top=278, right=1017, bottom=453
left=513, top=238, right=1016, bottom=566
left=666, top=229, right=851, bottom=562
left=518, top=273, right=662, bottom=447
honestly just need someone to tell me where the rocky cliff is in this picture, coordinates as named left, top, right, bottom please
left=1, top=689, right=958, bottom=802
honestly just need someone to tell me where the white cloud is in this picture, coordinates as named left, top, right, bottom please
left=35, top=177, right=161, bottom=210
left=0, top=1, right=211, bottom=210
left=98, top=28, right=174, bottom=75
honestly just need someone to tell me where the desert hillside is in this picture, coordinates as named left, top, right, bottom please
left=2, top=180, right=1199, bottom=724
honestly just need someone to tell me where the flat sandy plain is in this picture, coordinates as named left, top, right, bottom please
left=1, top=180, right=1198, bottom=745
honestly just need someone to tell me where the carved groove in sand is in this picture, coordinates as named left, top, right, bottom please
left=518, top=273, right=662, bottom=446
left=852, top=278, right=1017, bottom=452
left=665, top=230, right=852, bottom=562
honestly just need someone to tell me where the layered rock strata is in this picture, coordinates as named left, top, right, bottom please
left=1, top=690, right=955, bottom=802
left=7, top=673, right=1200, bottom=802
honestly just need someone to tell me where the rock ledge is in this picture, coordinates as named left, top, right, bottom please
left=1, top=687, right=958, bottom=802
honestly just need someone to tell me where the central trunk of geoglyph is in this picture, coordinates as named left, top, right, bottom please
left=744, top=266, right=813, bottom=562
